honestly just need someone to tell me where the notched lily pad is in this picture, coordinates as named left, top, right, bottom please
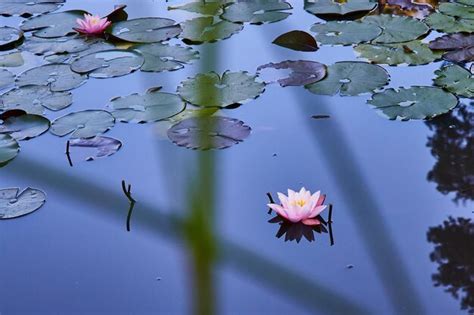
left=361, top=14, right=429, bottom=44
left=0, top=69, right=14, bottom=90
left=68, top=136, right=122, bottom=161
left=434, top=65, right=474, bottom=99
left=21, top=10, right=88, bottom=38
left=132, top=43, right=199, bottom=72
left=304, top=0, right=377, bottom=20
left=50, top=110, right=115, bottom=138
left=168, top=1, right=223, bottom=15
left=311, top=21, right=382, bottom=45
left=0, top=0, right=64, bottom=17
left=109, top=18, right=182, bottom=43
left=180, top=17, right=243, bottom=44
left=0, top=187, right=46, bottom=219
left=0, top=110, right=50, bottom=140
left=425, top=12, right=474, bottom=34
left=222, top=1, right=292, bottom=24
left=272, top=30, right=318, bottom=52
left=439, top=2, right=474, bottom=20
left=429, top=33, right=474, bottom=63
left=16, top=63, right=87, bottom=92
left=0, top=133, right=19, bottom=167
left=22, top=36, right=91, bottom=56
left=257, top=60, right=327, bottom=87
left=367, top=86, right=459, bottom=120
left=167, top=116, right=251, bottom=150
left=0, top=51, right=24, bottom=67
left=0, top=27, right=24, bottom=51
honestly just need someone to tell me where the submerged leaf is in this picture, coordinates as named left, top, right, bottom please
left=257, top=60, right=326, bottom=87
left=434, top=65, right=474, bottom=99
left=180, top=17, right=243, bottom=44
left=68, top=136, right=122, bottom=161
left=272, top=30, right=318, bottom=52
left=132, top=43, right=199, bottom=72
left=0, top=69, right=14, bottom=90
left=222, top=1, right=292, bottom=24
left=20, top=10, right=87, bottom=38
left=311, top=21, right=382, bottom=45
left=109, top=18, right=182, bottom=43
left=0, top=187, right=46, bottom=219
left=0, top=133, right=19, bottom=167
left=16, top=63, right=87, bottom=92
left=50, top=110, right=115, bottom=138
left=0, top=27, right=24, bottom=51
left=0, top=0, right=64, bottom=17
left=0, top=110, right=50, bottom=140
left=429, top=33, right=474, bottom=63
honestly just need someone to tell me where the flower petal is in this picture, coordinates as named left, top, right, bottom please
left=309, top=205, right=327, bottom=218
left=277, top=192, right=289, bottom=208
left=302, top=218, right=321, bottom=226
left=267, top=203, right=289, bottom=220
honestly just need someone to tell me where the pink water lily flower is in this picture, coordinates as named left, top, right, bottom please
left=75, top=14, right=111, bottom=36
left=268, top=187, right=327, bottom=226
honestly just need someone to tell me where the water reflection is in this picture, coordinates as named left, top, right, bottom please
left=427, top=217, right=474, bottom=313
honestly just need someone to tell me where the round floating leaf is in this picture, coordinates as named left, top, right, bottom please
left=434, top=65, right=474, bottom=99
left=0, top=188, right=46, bottom=219
left=132, top=43, right=199, bottom=72
left=367, top=86, right=459, bottom=120
left=439, top=2, right=474, bottom=20
left=44, top=39, right=115, bottom=64
left=425, top=13, right=474, bottom=34
left=50, top=110, right=115, bottom=138
left=180, top=17, right=243, bottom=44
left=0, top=51, right=24, bottom=67
left=70, top=50, right=144, bottom=78
left=0, top=85, right=72, bottom=114
left=222, top=1, right=292, bottom=24
left=361, top=14, right=429, bottom=44
left=257, top=60, right=326, bottom=87
left=68, top=136, right=122, bottom=161
left=109, top=18, right=181, bottom=43
left=272, top=30, right=318, bottom=52
left=0, top=110, right=50, bottom=140
left=0, top=133, right=19, bottom=166
left=167, top=116, right=251, bottom=150
left=305, top=61, right=389, bottom=96
left=429, top=33, right=474, bottom=63
left=16, top=63, right=87, bottom=92
left=304, top=0, right=377, bottom=19
left=0, top=0, right=64, bottom=17
left=168, top=2, right=223, bottom=15
left=20, top=10, right=87, bottom=38
left=109, top=87, right=185, bottom=123
left=177, top=71, right=265, bottom=108
left=0, top=27, right=24, bottom=51
left=22, top=36, right=90, bottom=56
left=0, top=69, right=14, bottom=90
left=355, top=40, right=442, bottom=65
left=311, top=21, right=382, bottom=45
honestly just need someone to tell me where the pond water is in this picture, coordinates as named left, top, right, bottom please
left=0, top=1, right=473, bottom=314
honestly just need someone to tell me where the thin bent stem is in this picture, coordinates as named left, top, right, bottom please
left=121, top=180, right=136, bottom=231
left=65, top=141, right=73, bottom=167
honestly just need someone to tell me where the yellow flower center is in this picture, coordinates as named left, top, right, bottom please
left=293, top=199, right=307, bottom=207
left=89, top=17, right=100, bottom=25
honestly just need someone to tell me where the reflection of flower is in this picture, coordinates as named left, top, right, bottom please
left=75, top=14, right=111, bottom=36
left=267, top=188, right=327, bottom=225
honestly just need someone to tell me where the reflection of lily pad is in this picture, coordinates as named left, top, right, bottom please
left=0, top=0, right=64, bottom=17
left=0, top=27, right=24, bottom=51
left=0, top=110, right=50, bottom=140
left=16, top=63, right=87, bottom=91
left=304, top=0, right=377, bottom=19
left=305, top=61, right=389, bottom=96
left=272, top=30, right=318, bottom=52
left=257, top=60, right=327, bottom=87
left=177, top=71, right=265, bottom=108
left=222, top=1, right=292, bottom=24
left=425, top=13, right=474, bottom=34
left=50, top=110, right=115, bottom=138
left=0, top=69, right=14, bottom=90
left=167, top=116, right=251, bottom=150
left=0, top=134, right=19, bottom=167
left=367, top=86, right=458, bottom=120
left=21, top=10, right=87, bottom=38
left=180, top=17, right=243, bottom=44
left=132, top=43, right=199, bottom=72
left=0, top=187, right=46, bottom=219
left=109, top=87, right=185, bottom=123
left=70, top=50, right=144, bottom=78
left=0, top=85, right=72, bottom=114
left=434, top=65, right=474, bottom=99
left=311, top=21, right=382, bottom=45
left=355, top=40, right=442, bottom=65
left=109, top=18, right=181, bottom=43
left=69, top=136, right=122, bottom=161
left=362, top=15, right=429, bottom=44
left=429, top=33, right=474, bottom=63
left=0, top=52, right=24, bottom=67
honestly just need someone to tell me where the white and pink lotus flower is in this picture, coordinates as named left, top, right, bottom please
left=75, top=14, right=111, bottom=36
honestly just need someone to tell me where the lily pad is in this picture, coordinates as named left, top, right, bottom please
left=305, top=61, right=389, bottom=96
left=70, top=50, right=144, bottom=79
left=0, top=133, right=19, bottom=166
left=0, top=51, right=24, bottom=67
left=44, top=39, right=115, bottom=64
left=367, top=86, right=459, bottom=120
left=168, top=1, right=223, bottom=15
left=0, top=69, right=14, bottom=90
left=0, top=85, right=72, bottom=114
left=361, top=15, right=429, bottom=44
left=22, top=36, right=90, bottom=56
left=425, top=13, right=474, bottom=34
left=16, top=63, right=87, bottom=92
left=177, top=71, right=265, bottom=108
left=109, top=87, right=185, bottom=123
left=272, top=30, right=318, bottom=52
left=222, top=1, right=292, bottom=24
left=257, top=60, right=327, bottom=87
left=109, top=18, right=181, bottom=43
left=429, top=33, right=474, bottom=63
left=68, top=136, right=122, bottom=161
left=434, top=65, right=474, bottom=99
left=439, top=2, right=474, bottom=20
left=0, top=188, right=46, bottom=219
left=20, top=10, right=88, bottom=38
left=180, top=17, right=243, bottom=44
left=0, top=110, right=50, bottom=140
left=304, top=0, right=377, bottom=20
left=0, top=0, right=64, bottom=17
left=50, top=110, right=115, bottom=138
left=0, top=27, right=24, bottom=51
left=132, top=43, right=199, bottom=72
left=167, top=116, right=251, bottom=150
left=355, top=40, right=442, bottom=65
left=311, top=21, right=382, bottom=45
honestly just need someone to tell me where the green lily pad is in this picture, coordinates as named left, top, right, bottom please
left=429, top=33, right=474, bottom=63
left=272, top=30, right=318, bottom=51
left=109, top=18, right=181, bottom=43
left=0, top=110, right=50, bottom=140
left=434, top=65, right=474, bottom=99
left=0, top=0, right=64, bottom=17
left=68, top=136, right=122, bottom=161
left=0, top=51, right=24, bottom=67
left=0, top=85, right=72, bottom=114
left=367, top=86, right=459, bottom=120
left=439, top=2, right=474, bottom=20
left=50, top=110, right=115, bottom=138
left=311, top=21, right=382, bottom=45
left=222, top=1, right=292, bottom=24
left=0, top=69, right=14, bottom=90
left=167, top=116, right=251, bottom=150
left=305, top=61, right=389, bottom=96
left=0, top=133, right=19, bottom=167
left=257, top=60, right=327, bottom=87
left=16, top=63, right=87, bottom=92
left=44, top=39, right=115, bottom=64
left=0, top=187, right=46, bottom=219
left=22, top=36, right=90, bottom=56
left=109, top=87, right=185, bottom=123
left=70, top=50, right=144, bottom=79
left=361, top=15, right=429, bottom=44
left=0, top=27, right=24, bottom=51
left=168, top=1, right=223, bottom=15
left=355, top=40, right=442, bottom=65
left=177, top=71, right=265, bottom=108
left=180, top=17, right=243, bottom=44
left=132, top=43, right=199, bottom=72
left=20, top=10, right=88, bottom=38
left=304, top=0, right=377, bottom=20
left=424, top=13, right=474, bottom=34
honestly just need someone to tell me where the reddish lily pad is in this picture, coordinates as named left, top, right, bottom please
left=429, top=33, right=474, bottom=63
left=257, top=60, right=327, bottom=87
left=68, top=136, right=122, bottom=161
left=272, top=30, right=318, bottom=52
